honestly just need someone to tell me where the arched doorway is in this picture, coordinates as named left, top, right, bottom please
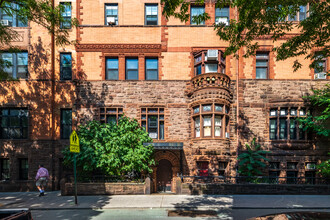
left=156, top=159, right=173, bottom=192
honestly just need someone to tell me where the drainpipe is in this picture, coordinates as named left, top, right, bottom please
left=51, top=0, right=56, bottom=190
left=235, top=5, right=240, bottom=183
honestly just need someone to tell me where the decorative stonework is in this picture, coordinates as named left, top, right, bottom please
left=76, top=44, right=162, bottom=52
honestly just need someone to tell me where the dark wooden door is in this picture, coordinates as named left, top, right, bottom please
left=156, top=159, right=172, bottom=192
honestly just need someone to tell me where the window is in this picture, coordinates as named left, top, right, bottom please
left=141, top=108, right=164, bottom=140
left=218, top=161, right=228, bottom=176
left=126, top=58, right=138, bottom=80
left=280, top=5, right=308, bottom=22
left=145, top=4, right=158, bottom=25
left=0, top=158, right=9, bottom=180
left=106, top=58, right=118, bottom=80
left=193, top=50, right=225, bottom=75
left=256, top=52, right=269, bottom=79
left=269, top=107, right=307, bottom=140
left=0, top=3, right=27, bottom=27
left=299, top=5, right=307, bottom=21
left=60, top=109, right=72, bottom=139
left=191, top=6, right=205, bottom=25
left=314, top=56, right=327, bottom=76
left=215, top=6, right=229, bottom=25
left=60, top=2, right=72, bottom=29
left=0, top=108, right=28, bottom=139
left=99, top=107, right=123, bottom=124
left=105, top=4, right=118, bottom=25
left=19, top=158, right=28, bottom=180
left=197, top=161, right=208, bottom=176
left=305, top=171, right=315, bottom=185
left=268, top=162, right=280, bottom=183
left=1, top=52, right=28, bottom=79
left=145, top=58, right=158, bottom=80
left=286, top=162, right=298, bottom=184
left=193, top=103, right=229, bottom=138
left=60, top=53, right=72, bottom=80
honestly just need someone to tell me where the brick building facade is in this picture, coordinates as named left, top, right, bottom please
left=0, top=0, right=329, bottom=192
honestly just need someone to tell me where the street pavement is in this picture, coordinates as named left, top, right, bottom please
left=0, top=192, right=329, bottom=219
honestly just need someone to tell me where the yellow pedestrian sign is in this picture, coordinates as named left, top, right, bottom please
left=70, top=130, right=80, bottom=153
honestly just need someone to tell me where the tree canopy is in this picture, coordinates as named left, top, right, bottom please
left=162, top=0, right=330, bottom=72
left=62, top=117, right=155, bottom=179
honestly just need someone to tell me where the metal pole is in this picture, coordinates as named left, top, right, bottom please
left=74, top=154, right=78, bottom=205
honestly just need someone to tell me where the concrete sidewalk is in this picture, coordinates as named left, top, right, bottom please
left=0, top=192, right=330, bottom=210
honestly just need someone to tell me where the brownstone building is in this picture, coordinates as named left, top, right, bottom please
left=0, top=1, right=329, bottom=192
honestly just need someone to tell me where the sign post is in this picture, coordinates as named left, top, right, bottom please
left=70, top=130, right=80, bottom=205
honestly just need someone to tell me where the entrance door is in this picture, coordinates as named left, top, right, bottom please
left=156, top=159, right=173, bottom=192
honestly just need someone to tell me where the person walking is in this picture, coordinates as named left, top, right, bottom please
left=35, top=164, right=49, bottom=197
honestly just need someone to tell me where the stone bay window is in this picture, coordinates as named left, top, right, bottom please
left=193, top=103, right=229, bottom=139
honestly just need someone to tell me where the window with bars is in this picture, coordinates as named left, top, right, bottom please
left=60, top=2, right=72, bottom=29
left=99, top=107, right=123, bottom=124
left=141, top=108, right=164, bottom=140
left=194, top=50, right=225, bottom=76
left=1, top=52, right=28, bottom=79
left=215, top=6, right=229, bottom=25
left=268, top=162, right=280, bottom=183
left=106, top=58, right=119, bottom=80
left=60, top=109, right=72, bottom=139
left=191, top=6, right=205, bottom=25
left=193, top=103, right=229, bottom=139
left=145, top=4, right=158, bottom=25
left=19, top=158, right=28, bottom=180
left=60, top=53, right=72, bottom=80
left=256, top=52, right=269, bottom=79
left=105, top=4, right=118, bottom=25
left=0, top=3, right=28, bottom=27
left=197, top=161, right=208, bottom=176
left=269, top=107, right=307, bottom=140
left=0, top=158, right=9, bottom=180
left=286, top=162, right=298, bottom=184
left=145, top=58, right=158, bottom=80
left=0, top=108, right=28, bottom=139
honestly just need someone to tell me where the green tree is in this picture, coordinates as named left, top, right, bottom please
left=317, top=154, right=330, bottom=178
left=238, top=138, right=270, bottom=177
left=162, top=0, right=330, bottom=137
left=0, top=0, right=78, bottom=79
left=62, top=116, right=155, bottom=178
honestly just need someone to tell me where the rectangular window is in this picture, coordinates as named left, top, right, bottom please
left=194, top=117, right=200, bottom=138
left=145, top=58, right=158, bottom=80
left=60, top=2, right=72, bottom=29
left=203, top=116, right=212, bottom=137
left=269, top=162, right=280, bottom=184
left=0, top=3, right=28, bottom=27
left=106, top=58, right=119, bottom=80
left=191, top=6, right=205, bottom=25
left=214, top=116, right=222, bottom=137
left=215, top=6, right=229, bottom=25
left=299, top=5, right=307, bottom=21
left=126, top=58, right=138, bottom=80
left=286, top=171, right=298, bottom=184
left=314, top=57, right=327, bottom=74
left=0, top=108, right=28, bottom=139
left=60, top=109, right=72, bottom=139
left=0, top=158, right=9, bottom=180
left=305, top=171, right=315, bottom=185
left=60, top=53, right=72, bottom=80
left=205, top=64, right=218, bottom=73
left=197, top=161, right=208, bottom=176
left=19, top=158, right=28, bottom=180
left=100, top=107, right=123, bottom=124
left=288, top=5, right=297, bottom=21
left=218, top=161, right=228, bottom=176
left=141, top=108, right=164, bottom=140
left=256, top=52, right=269, bottom=79
left=105, top=4, right=118, bottom=25
left=1, top=52, right=28, bottom=79
left=145, top=4, right=158, bottom=25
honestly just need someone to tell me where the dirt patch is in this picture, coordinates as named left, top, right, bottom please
left=168, top=210, right=218, bottom=217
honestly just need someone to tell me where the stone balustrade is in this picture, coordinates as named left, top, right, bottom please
left=190, top=73, right=231, bottom=93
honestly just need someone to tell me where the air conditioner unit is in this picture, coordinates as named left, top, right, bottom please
left=207, top=49, right=218, bottom=61
left=1, top=20, right=9, bottom=26
left=215, top=17, right=229, bottom=26
left=107, top=17, right=116, bottom=25
left=306, top=163, right=316, bottom=170
left=314, top=72, right=326, bottom=80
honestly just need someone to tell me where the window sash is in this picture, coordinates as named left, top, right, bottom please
left=0, top=159, right=10, bottom=180
left=145, top=5, right=158, bottom=25
left=0, top=3, right=28, bottom=27
left=191, top=6, right=205, bottom=25
left=1, top=52, right=28, bottom=79
left=126, top=58, right=139, bottom=80
left=60, top=2, right=72, bottom=29
left=106, top=58, right=119, bottom=80
left=145, top=58, right=158, bottom=80
left=60, top=53, right=72, bottom=80
left=19, top=159, right=28, bottom=180
left=215, top=7, right=229, bottom=24
left=60, top=109, right=72, bottom=139
left=105, top=4, right=118, bottom=25
left=0, top=108, right=28, bottom=139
